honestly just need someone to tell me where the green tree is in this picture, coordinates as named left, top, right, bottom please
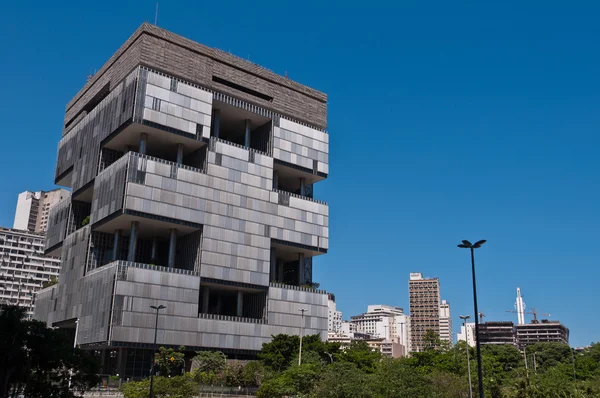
left=370, top=358, right=431, bottom=398
left=154, top=346, right=185, bottom=377
left=338, top=340, right=382, bottom=373
left=191, top=350, right=226, bottom=374
left=41, top=276, right=58, bottom=289
left=423, top=329, right=442, bottom=351
left=259, top=334, right=301, bottom=372
left=121, top=375, right=198, bottom=398
left=256, top=364, right=321, bottom=398
left=311, top=362, right=373, bottom=397
left=0, top=305, right=100, bottom=398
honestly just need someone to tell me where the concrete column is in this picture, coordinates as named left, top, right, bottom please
left=278, top=260, right=285, bottom=282
left=273, top=171, right=279, bottom=190
left=297, top=253, right=305, bottom=286
left=299, top=178, right=306, bottom=197
left=244, top=119, right=252, bottom=148
left=270, top=248, right=277, bottom=282
left=139, top=133, right=148, bottom=155
left=150, top=237, right=157, bottom=264
left=236, top=291, right=243, bottom=317
left=127, top=222, right=139, bottom=262
left=167, top=229, right=177, bottom=269
left=112, top=229, right=121, bottom=262
left=202, top=287, right=210, bottom=314
left=176, top=144, right=184, bottom=165
left=213, top=109, right=221, bottom=138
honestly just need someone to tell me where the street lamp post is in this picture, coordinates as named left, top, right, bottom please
left=460, top=315, right=473, bottom=398
left=298, top=308, right=307, bottom=366
left=149, top=304, right=166, bottom=398
left=458, top=239, right=486, bottom=398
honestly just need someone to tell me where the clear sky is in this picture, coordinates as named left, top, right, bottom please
left=0, top=1, right=598, bottom=346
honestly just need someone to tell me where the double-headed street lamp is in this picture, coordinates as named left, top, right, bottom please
left=459, top=314, right=473, bottom=398
left=149, top=304, right=166, bottom=398
left=458, top=239, right=486, bottom=398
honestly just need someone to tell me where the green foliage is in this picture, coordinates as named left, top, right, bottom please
left=423, top=329, right=443, bottom=351
left=154, top=346, right=185, bottom=377
left=256, top=363, right=321, bottom=398
left=42, top=275, right=58, bottom=288
left=191, top=350, right=226, bottom=374
left=81, top=216, right=90, bottom=226
left=311, top=362, right=373, bottom=397
left=121, top=375, right=198, bottom=398
left=0, top=304, right=100, bottom=398
left=338, top=340, right=382, bottom=373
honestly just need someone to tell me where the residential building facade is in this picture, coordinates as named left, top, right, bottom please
left=350, top=304, right=409, bottom=353
left=439, top=299, right=452, bottom=344
left=34, top=23, right=330, bottom=378
left=327, top=293, right=342, bottom=333
left=409, top=272, right=440, bottom=352
left=457, top=322, right=476, bottom=347
left=13, top=189, right=70, bottom=233
left=0, top=228, right=61, bottom=318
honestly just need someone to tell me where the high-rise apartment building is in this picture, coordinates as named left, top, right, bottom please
left=409, top=272, right=440, bottom=352
left=439, top=299, right=452, bottom=344
left=13, top=189, right=70, bottom=232
left=327, top=294, right=342, bottom=333
left=350, top=304, right=409, bottom=352
left=34, top=23, right=330, bottom=378
left=457, top=322, right=476, bottom=347
left=0, top=228, right=61, bottom=318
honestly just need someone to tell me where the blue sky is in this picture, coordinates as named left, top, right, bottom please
left=1, top=1, right=599, bottom=346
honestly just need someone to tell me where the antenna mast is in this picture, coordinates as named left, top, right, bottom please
left=515, top=287, right=526, bottom=325
left=155, top=2, right=159, bottom=26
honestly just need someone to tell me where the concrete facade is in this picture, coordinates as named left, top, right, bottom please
left=349, top=304, right=409, bottom=353
left=34, top=24, right=330, bottom=379
left=327, top=293, right=342, bottom=333
left=457, top=322, right=476, bottom=347
left=0, top=228, right=61, bottom=318
left=515, top=321, right=569, bottom=349
left=439, top=300, right=452, bottom=344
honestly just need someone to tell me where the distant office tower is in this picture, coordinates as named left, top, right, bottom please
left=515, top=287, right=526, bottom=325
left=328, top=293, right=342, bottom=333
left=457, top=322, right=476, bottom=347
left=439, top=300, right=452, bottom=344
left=34, top=23, right=330, bottom=378
left=13, top=189, right=70, bottom=232
left=409, top=272, right=440, bottom=352
left=0, top=228, right=61, bottom=318
left=515, top=320, right=569, bottom=349
left=350, top=304, right=409, bottom=353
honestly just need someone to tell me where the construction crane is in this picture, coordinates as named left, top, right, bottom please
left=505, top=307, right=550, bottom=323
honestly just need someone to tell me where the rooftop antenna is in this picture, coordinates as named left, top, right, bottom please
left=155, top=2, right=159, bottom=26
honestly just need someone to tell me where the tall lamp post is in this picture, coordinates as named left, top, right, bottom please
left=458, top=239, right=486, bottom=398
left=460, top=315, right=473, bottom=398
left=149, top=304, right=166, bottom=398
left=298, top=308, right=307, bottom=366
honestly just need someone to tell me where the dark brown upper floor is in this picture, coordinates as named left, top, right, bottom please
left=64, top=23, right=328, bottom=132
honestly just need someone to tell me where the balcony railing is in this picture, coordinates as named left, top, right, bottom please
left=269, top=282, right=327, bottom=295
left=272, top=188, right=327, bottom=206
left=87, top=260, right=199, bottom=278
left=132, top=152, right=206, bottom=175
left=210, top=136, right=269, bottom=157
left=198, top=312, right=266, bottom=324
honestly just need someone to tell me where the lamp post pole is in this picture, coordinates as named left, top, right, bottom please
left=149, top=305, right=166, bottom=398
left=458, top=239, right=486, bottom=398
left=298, top=308, right=307, bottom=366
left=460, top=315, right=473, bottom=398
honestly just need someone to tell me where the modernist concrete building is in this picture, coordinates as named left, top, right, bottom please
left=0, top=228, right=61, bottom=318
left=478, top=322, right=516, bottom=346
left=34, top=23, right=330, bottom=378
left=409, top=272, right=440, bottom=352
left=13, top=189, right=70, bottom=233
left=327, top=293, right=342, bottom=333
left=350, top=304, right=410, bottom=352
left=515, top=320, right=569, bottom=349
left=457, top=322, right=476, bottom=347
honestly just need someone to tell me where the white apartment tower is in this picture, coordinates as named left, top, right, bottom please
left=457, top=322, right=476, bottom=347
left=13, top=189, right=70, bottom=233
left=439, top=300, right=452, bottom=344
left=350, top=304, right=409, bottom=351
left=327, top=294, right=342, bottom=333
left=0, top=228, right=61, bottom=318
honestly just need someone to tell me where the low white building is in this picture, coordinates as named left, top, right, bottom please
left=457, top=322, right=476, bottom=347
left=350, top=304, right=409, bottom=355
